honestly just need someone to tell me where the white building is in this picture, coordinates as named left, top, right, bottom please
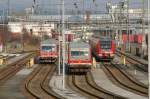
left=8, top=22, right=55, bottom=36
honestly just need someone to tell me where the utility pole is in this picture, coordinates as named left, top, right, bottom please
left=21, top=24, right=24, bottom=52
left=58, top=4, right=61, bottom=75
left=4, top=0, right=10, bottom=53
left=82, top=0, right=85, bottom=39
left=2, top=9, right=5, bottom=53
left=126, top=0, right=130, bottom=52
left=142, top=0, right=146, bottom=58
left=7, top=0, right=10, bottom=19
left=119, top=2, right=123, bottom=51
left=61, top=0, right=65, bottom=90
left=148, top=0, right=150, bottom=97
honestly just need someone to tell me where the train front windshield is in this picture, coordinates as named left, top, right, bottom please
left=71, top=51, right=89, bottom=59
left=41, top=46, right=55, bottom=52
left=100, top=40, right=111, bottom=49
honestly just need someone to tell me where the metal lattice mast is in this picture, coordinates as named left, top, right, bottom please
left=126, top=0, right=130, bottom=52
left=58, top=3, right=61, bottom=75
left=142, top=0, right=146, bottom=58
left=61, top=0, right=65, bottom=89
left=148, top=0, right=150, bottom=98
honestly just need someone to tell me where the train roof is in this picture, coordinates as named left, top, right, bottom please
left=41, top=39, right=58, bottom=45
left=70, top=41, right=90, bottom=48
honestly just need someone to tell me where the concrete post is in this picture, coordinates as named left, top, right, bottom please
left=92, top=57, right=96, bottom=69
left=0, top=58, right=3, bottom=65
left=29, top=58, right=34, bottom=68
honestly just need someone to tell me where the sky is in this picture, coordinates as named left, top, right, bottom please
left=0, top=0, right=147, bottom=14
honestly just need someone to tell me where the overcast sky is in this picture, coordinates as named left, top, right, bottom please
left=0, top=0, right=147, bottom=14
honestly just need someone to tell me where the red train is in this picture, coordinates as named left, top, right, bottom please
left=67, top=41, right=92, bottom=73
left=122, top=34, right=142, bottom=43
left=39, top=39, right=59, bottom=63
left=89, top=36, right=115, bottom=61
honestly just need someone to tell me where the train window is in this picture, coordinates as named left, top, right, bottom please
left=71, top=51, right=79, bottom=56
left=100, top=40, right=111, bottom=49
left=71, top=51, right=89, bottom=56
left=42, top=46, right=55, bottom=51
left=80, top=52, right=89, bottom=56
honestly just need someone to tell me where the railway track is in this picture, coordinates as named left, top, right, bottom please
left=0, top=53, right=35, bottom=85
left=115, top=50, right=147, bottom=72
left=67, top=73, right=127, bottom=99
left=102, top=63, right=148, bottom=96
left=24, top=64, right=65, bottom=99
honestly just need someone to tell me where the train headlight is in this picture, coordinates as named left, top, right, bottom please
left=99, top=54, right=102, bottom=56
left=110, top=51, right=113, bottom=54
left=110, top=54, right=114, bottom=56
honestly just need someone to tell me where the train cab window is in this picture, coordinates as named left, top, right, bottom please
left=71, top=51, right=89, bottom=56
left=71, top=51, right=79, bottom=56
left=71, top=51, right=90, bottom=60
left=42, top=46, right=55, bottom=51
left=100, top=40, right=111, bottom=49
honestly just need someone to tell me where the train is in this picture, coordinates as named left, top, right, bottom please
left=66, top=41, right=92, bottom=73
left=122, top=34, right=143, bottom=43
left=39, top=39, right=58, bottom=63
left=89, top=36, right=115, bottom=61
left=122, top=34, right=147, bottom=59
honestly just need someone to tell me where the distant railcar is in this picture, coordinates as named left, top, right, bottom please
left=39, top=39, right=58, bottom=63
left=67, top=41, right=92, bottom=73
left=129, top=34, right=134, bottom=43
left=89, top=36, right=115, bottom=61
left=122, top=34, right=128, bottom=42
left=123, top=34, right=143, bottom=44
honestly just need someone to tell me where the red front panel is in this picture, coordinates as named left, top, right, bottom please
left=138, top=35, right=142, bottom=43
left=122, top=34, right=127, bottom=42
left=68, top=60, right=92, bottom=65
left=40, top=51, right=58, bottom=57
left=111, top=40, right=115, bottom=53
left=98, top=40, right=101, bottom=55
left=130, top=35, right=134, bottom=42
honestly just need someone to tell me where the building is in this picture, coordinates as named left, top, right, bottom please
left=8, top=22, right=55, bottom=37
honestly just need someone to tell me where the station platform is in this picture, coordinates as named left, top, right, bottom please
left=116, top=49, right=148, bottom=65
left=0, top=53, right=31, bottom=69
left=5, top=53, right=30, bottom=65
left=114, top=55, right=148, bottom=85
left=49, top=73, right=86, bottom=99
left=91, top=68, right=148, bottom=99
left=0, top=65, right=37, bottom=99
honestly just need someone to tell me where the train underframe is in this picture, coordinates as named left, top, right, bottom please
left=66, top=64, right=91, bottom=74
left=39, top=57, right=57, bottom=63
left=92, top=52, right=114, bottom=62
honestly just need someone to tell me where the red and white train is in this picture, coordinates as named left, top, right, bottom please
left=39, top=39, right=59, bottom=63
left=39, top=38, right=92, bottom=72
left=89, top=36, right=115, bottom=61
left=67, top=41, right=92, bottom=72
